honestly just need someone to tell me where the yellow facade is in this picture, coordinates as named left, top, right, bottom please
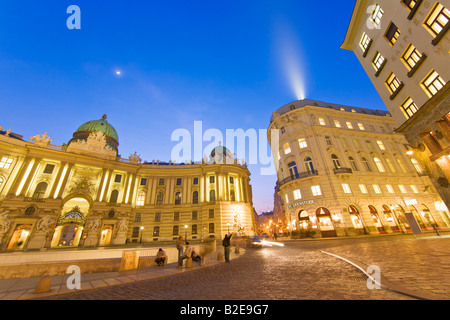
left=0, top=118, right=255, bottom=250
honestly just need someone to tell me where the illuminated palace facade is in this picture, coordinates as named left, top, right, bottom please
left=0, top=116, right=256, bottom=250
left=268, top=99, right=450, bottom=238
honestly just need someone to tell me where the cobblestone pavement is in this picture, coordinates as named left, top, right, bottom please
left=315, top=234, right=450, bottom=300
left=39, top=241, right=415, bottom=300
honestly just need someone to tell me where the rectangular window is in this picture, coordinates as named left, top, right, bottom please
left=411, top=185, right=419, bottom=193
left=358, top=123, right=365, bottom=130
left=346, top=121, right=353, bottom=129
left=400, top=97, right=420, bottom=119
left=311, top=185, right=322, bottom=196
left=403, top=0, right=419, bottom=11
left=372, top=52, right=386, bottom=73
left=159, top=178, right=165, bottom=186
left=385, top=22, right=401, bottom=46
left=285, top=194, right=289, bottom=204
left=424, top=2, right=450, bottom=37
left=334, top=120, right=341, bottom=128
left=174, top=212, right=180, bottom=221
left=421, top=70, right=446, bottom=98
left=134, top=213, right=142, bottom=222
left=359, top=32, right=372, bottom=54
left=192, top=211, right=198, bottom=220
left=114, top=174, right=122, bottom=183
left=132, top=227, right=140, bottom=238
left=386, top=185, right=395, bottom=193
left=385, top=72, right=402, bottom=95
left=370, top=4, right=384, bottom=28
left=140, top=178, right=147, bottom=186
left=319, top=118, right=326, bottom=126
left=136, top=193, right=145, bottom=206
left=399, top=185, right=407, bottom=193
left=402, top=43, right=424, bottom=71
left=209, top=223, right=215, bottom=233
left=43, top=164, right=55, bottom=174
left=0, top=157, right=13, bottom=169
left=192, top=224, right=198, bottom=235
left=298, top=138, right=307, bottom=149
left=373, top=185, right=382, bottom=194
left=193, top=177, right=199, bottom=185
left=176, top=178, right=182, bottom=186
left=377, top=140, right=386, bottom=150
left=283, top=143, right=291, bottom=154
left=325, top=136, right=332, bottom=145
left=342, top=184, right=352, bottom=194
left=210, top=176, right=215, bottom=183
left=209, top=209, right=215, bottom=218
left=155, top=212, right=161, bottom=222
left=293, top=189, right=302, bottom=200
left=359, top=184, right=368, bottom=194
left=153, top=226, right=160, bottom=237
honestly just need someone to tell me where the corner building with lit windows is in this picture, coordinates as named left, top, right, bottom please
left=0, top=116, right=256, bottom=250
left=341, top=0, right=450, bottom=212
left=268, top=99, right=450, bottom=237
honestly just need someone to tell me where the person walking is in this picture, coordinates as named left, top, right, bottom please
left=222, top=232, right=233, bottom=263
left=177, top=242, right=193, bottom=269
left=176, top=236, right=183, bottom=259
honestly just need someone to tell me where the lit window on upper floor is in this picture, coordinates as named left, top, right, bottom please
left=400, top=97, right=419, bottom=119
left=283, top=143, right=291, bottom=154
left=373, top=184, right=382, bottom=194
left=421, top=70, right=446, bottom=98
left=346, top=121, right=353, bottom=129
left=334, top=120, right=341, bottom=128
left=372, top=52, right=386, bottom=75
left=377, top=140, right=386, bottom=150
left=298, top=138, right=307, bottom=149
left=423, top=2, right=450, bottom=41
left=386, top=185, right=395, bottom=193
left=403, top=0, right=420, bottom=11
left=370, top=4, right=384, bottom=28
left=311, top=185, right=322, bottom=196
left=0, top=157, right=13, bottom=169
left=385, top=22, right=401, bottom=46
left=385, top=72, right=404, bottom=99
left=319, top=118, right=326, bottom=126
left=359, top=32, right=372, bottom=55
left=398, top=185, right=407, bottom=194
left=411, top=185, right=419, bottom=193
left=358, top=123, right=365, bottom=130
left=293, top=189, right=302, bottom=200
left=401, top=43, right=425, bottom=72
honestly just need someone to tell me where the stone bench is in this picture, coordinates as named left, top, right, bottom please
left=138, top=256, right=168, bottom=268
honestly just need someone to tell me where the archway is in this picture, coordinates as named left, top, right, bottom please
left=382, top=205, right=400, bottom=232
left=315, top=207, right=337, bottom=237
left=51, top=197, right=90, bottom=247
left=368, top=205, right=384, bottom=232
left=408, top=205, right=427, bottom=229
left=348, top=205, right=366, bottom=234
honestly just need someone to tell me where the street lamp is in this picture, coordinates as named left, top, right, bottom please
left=184, top=224, right=188, bottom=241
left=140, top=226, right=144, bottom=243
left=227, top=222, right=230, bottom=233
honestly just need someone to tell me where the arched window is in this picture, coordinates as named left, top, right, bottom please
left=33, top=182, right=48, bottom=200
left=288, top=162, right=298, bottom=178
left=304, top=157, right=315, bottom=174
left=385, top=157, right=396, bottom=173
left=331, top=154, right=341, bottom=169
left=210, top=189, right=216, bottom=202
left=136, top=191, right=145, bottom=206
left=230, top=190, right=236, bottom=201
left=373, top=157, right=385, bottom=172
left=349, top=157, right=358, bottom=171
left=156, top=192, right=164, bottom=205
left=362, top=157, right=372, bottom=171
left=192, top=191, right=199, bottom=204
left=175, top=192, right=182, bottom=205
left=0, top=176, right=4, bottom=189
left=109, top=189, right=119, bottom=203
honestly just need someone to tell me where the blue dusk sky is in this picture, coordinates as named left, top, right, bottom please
left=0, top=1, right=387, bottom=214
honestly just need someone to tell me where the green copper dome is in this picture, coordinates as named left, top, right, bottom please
left=69, top=114, right=119, bottom=151
left=210, top=144, right=232, bottom=157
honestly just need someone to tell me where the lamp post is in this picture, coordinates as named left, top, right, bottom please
left=227, top=222, right=230, bottom=234
left=140, top=226, right=144, bottom=243
left=184, top=224, right=188, bottom=241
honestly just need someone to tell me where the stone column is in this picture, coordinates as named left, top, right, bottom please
left=55, top=163, right=74, bottom=199
left=19, top=157, right=42, bottom=197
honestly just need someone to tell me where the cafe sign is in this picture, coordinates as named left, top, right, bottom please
left=288, top=200, right=314, bottom=209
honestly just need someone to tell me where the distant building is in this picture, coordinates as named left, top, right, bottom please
left=0, top=116, right=255, bottom=250
left=341, top=0, right=450, bottom=211
left=268, top=99, right=450, bottom=238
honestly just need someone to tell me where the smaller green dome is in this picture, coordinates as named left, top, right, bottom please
left=210, top=144, right=232, bottom=157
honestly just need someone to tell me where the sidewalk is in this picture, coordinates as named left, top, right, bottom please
left=0, top=246, right=244, bottom=300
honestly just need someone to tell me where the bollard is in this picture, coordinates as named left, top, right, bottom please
left=34, top=275, right=52, bottom=294
left=217, top=252, right=224, bottom=261
left=186, top=258, right=193, bottom=268
left=235, top=245, right=240, bottom=254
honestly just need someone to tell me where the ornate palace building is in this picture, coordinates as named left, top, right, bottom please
left=0, top=116, right=256, bottom=250
left=268, top=99, right=450, bottom=237
left=340, top=0, right=450, bottom=211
